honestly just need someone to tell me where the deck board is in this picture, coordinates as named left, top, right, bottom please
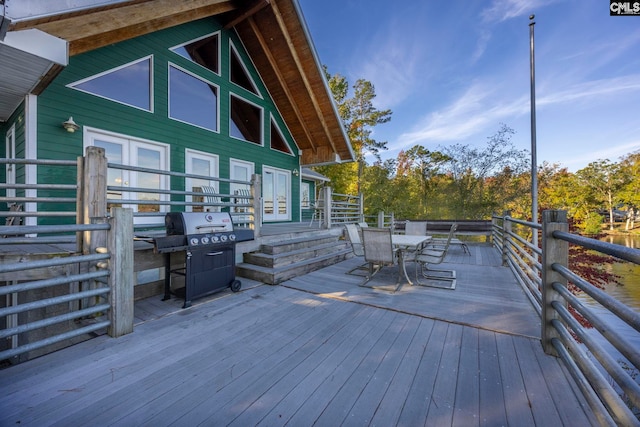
left=0, top=245, right=596, bottom=426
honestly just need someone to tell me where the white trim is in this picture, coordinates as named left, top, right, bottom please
left=168, top=62, right=220, bottom=133
left=83, top=127, right=170, bottom=224
left=5, top=124, right=16, bottom=202
left=229, top=40, right=262, bottom=98
left=24, top=94, right=37, bottom=227
left=67, top=55, right=154, bottom=113
left=269, top=113, right=295, bottom=157
left=262, top=165, right=291, bottom=222
left=169, top=31, right=221, bottom=76
left=185, top=148, right=219, bottom=212
left=229, top=93, right=264, bottom=145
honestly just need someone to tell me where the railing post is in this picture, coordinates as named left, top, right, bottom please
left=377, top=211, right=384, bottom=228
left=358, top=192, right=364, bottom=223
left=502, top=210, right=511, bottom=267
left=82, top=146, right=108, bottom=254
left=541, top=209, right=568, bottom=356
left=251, top=174, right=262, bottom=238
left=107, top=207, right=134, bottom=337
left=323, top=186, right=332, bottom=229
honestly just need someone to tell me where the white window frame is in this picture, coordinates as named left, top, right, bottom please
left=229, top=93, right=264, bottom=145
left=168, top=63, right=220, bottom=133
left=262, top=165, right=291, bottom=222
left=67, top=55, right=154, bottom=113
left=5, top=124, right=16, bottom=203
left=269, top=114, right=295, bottom=156
left=84, top=128, right=170, bottom=224
left=170, top=31, right=221, bottom=76
left=229, top=40, right=261, bottom=97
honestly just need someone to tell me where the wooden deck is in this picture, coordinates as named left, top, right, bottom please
left=0, top=244, right=597, bottom=426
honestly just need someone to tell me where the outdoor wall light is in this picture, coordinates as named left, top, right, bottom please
left=292, top=168, right=299, bottom=176
left=62, top=116, right=80, bottom=133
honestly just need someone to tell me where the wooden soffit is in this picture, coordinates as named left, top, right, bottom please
left=11, top=0, right=354, bottom=165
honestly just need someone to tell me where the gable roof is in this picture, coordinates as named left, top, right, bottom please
left=1, top=0, right=354, bottom=166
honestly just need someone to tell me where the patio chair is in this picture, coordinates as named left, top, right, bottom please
left=309, top=190, right=324, bottom=227
left=427, top=222, right=470, bottom=255
left=200, top=185, right=221, bottom=212
left=415, top=223, right=457, bottom=289
left=360, top=227, right=401, bottom=291
left=405, top=221, right=427, bottom=236
left=344, top=223, right=367, bottom=275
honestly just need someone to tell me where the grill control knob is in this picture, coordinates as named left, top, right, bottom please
left=229, top=234, right=236, bottom=241
left=220, top=235, right=228, bottom=242
left=211, top=235, right=219, bottom=242
left=190, top=237, right=199, bottom=246
left=201, top=236, right=210, bottom=244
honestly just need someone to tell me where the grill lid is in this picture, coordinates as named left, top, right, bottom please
left=166, top=212, right=234, bottom=235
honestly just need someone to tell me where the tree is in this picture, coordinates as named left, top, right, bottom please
left=575, top=160, right=625, bottom=230
left=318, top=70, right=392, bottom=195
left=618, top=151, right=640, bottom=230
left=439, top=124, right=529, bottom=219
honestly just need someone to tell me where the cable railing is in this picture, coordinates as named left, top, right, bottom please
left=494, top=210, right=640, bottom=425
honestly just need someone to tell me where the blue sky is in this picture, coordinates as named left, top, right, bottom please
left=298, top=0, right=640, bottom=171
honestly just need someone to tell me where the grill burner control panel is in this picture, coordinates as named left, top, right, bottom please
left=187, top=232, right=237, bottom=247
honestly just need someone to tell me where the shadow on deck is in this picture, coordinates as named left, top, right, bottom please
left=0, top=244, right=597, bottom=426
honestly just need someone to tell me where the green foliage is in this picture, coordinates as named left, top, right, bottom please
left=318, top=68, right=640, bottom=229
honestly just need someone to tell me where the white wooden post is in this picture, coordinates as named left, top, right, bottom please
left=107, top=207, right=134, bottom=337
left=541, top=209, right=568, bottom=356
left=358, top=192, right=364, bottom=223
left=251, top=174, right=262, bottom=237
left=323, top=186, right=332, bottom=229
left=377, top=211, right=385, bottom=228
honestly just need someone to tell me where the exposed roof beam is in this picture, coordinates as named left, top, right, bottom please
left=269, top=0, right=339, bottom=157
left=248, top=15, right=317, bottom=154
left=223, top=0, right=270, bottom=29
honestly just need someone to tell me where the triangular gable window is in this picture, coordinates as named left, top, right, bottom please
left=68, top=56, right=152, bottom=111
left=230, top=42, right=259, bottom=95
left=270, top=118, right=294, bottom=155
left=170, top=33, right=220, bottom=75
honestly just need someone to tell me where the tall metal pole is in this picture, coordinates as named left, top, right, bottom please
left=529, top=15, right=539, bottom=247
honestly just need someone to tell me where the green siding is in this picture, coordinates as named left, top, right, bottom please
left=37, top=17, right=300, bottom=221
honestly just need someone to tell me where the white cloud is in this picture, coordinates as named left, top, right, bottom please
left=481, top=0, right=558, bottom=23
left=538, top=74, right=640, bottom=107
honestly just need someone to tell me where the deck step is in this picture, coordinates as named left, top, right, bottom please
left=236, top=231, right=354, bottom=285
left=236, top=247, right=353, bottom=285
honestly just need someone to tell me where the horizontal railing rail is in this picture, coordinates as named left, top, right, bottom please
left=493, top=210, right=640, bottom=425
left=105, top=162, right=256, bottom=231
left=0, top=158, right=79, bottom=222
left=0, top=222, right=112, bottom=362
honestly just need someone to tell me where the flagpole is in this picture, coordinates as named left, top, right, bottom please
left=529, top=14, right=538, bottom=247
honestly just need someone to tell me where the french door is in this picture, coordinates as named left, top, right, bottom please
left=85, top=130, right=169, bottom=223
left=262, top=166, right=290, bottom=221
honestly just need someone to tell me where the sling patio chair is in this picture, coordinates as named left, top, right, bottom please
left=414, top=223, right=457, bottom=289
left=200, top=185, right=221, bottom=212
left=344, top=223, right=368, bottom=275
left=360, top=227, right=402, bottom=292
left=404, top=220, right=427, bottom=236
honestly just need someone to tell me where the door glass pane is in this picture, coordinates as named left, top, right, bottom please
left=137, top=147, right=160, bottom=213
left=264, top=171, right=274, bottom=215
left=95, top=140, right=124, bottom=203
left=191, top=157, right=211, bottom=212
left=277, top=173, right=287, bottom=215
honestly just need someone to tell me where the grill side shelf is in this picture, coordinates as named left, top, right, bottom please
left=154, top=235, right=188, bottom=253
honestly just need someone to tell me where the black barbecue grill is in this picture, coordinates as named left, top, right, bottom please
left=153, top=212, right=252, bottom=308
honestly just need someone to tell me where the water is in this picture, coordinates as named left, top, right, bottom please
left=574, top=235, right=640, bottom=394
